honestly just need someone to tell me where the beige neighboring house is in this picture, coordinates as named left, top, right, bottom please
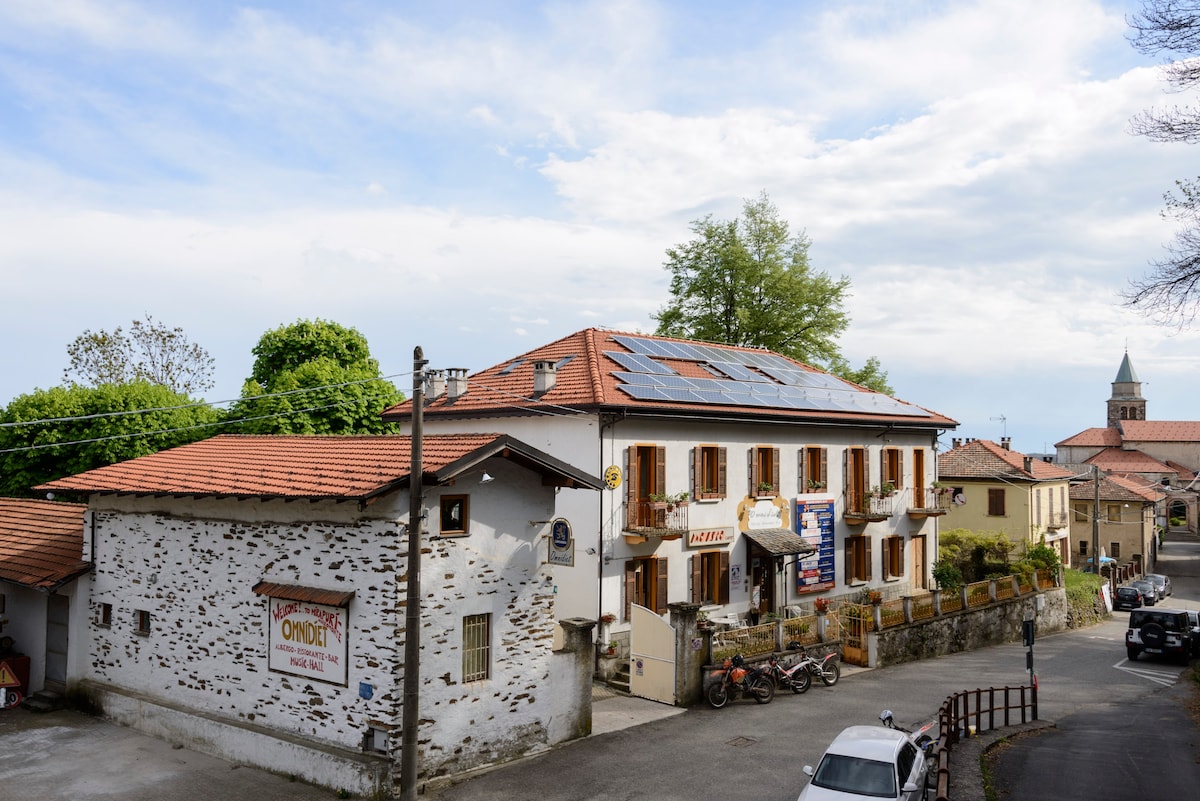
left=1056, top=351, right=1198, bottom=542
left=937, top=438, right=1076, bottom=561
left=1067, top=472, right=1162, bottom=573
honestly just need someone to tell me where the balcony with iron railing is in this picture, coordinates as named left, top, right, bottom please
left=844, top=491, right=894, bottom=523
left=908, top=487, right=952, bottom=518
left=623, top=500, right=689, bottom=540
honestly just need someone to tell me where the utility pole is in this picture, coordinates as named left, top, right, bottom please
left=400, top=347, right=426, bottom=801
left=1091, top=465, right=1100, bottom=581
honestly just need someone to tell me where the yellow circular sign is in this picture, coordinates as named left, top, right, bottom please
left=603, top=465, right=622, bottom=489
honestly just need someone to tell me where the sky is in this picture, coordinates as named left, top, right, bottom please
left=0, top=0, right=1196, bottom=456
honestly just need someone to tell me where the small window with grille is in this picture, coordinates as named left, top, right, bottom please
left=462, top=613, right=491, bottom=682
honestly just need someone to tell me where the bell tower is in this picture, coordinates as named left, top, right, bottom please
left=1106, top=351, right=1145, bottom=428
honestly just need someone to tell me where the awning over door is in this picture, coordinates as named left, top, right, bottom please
left=742, top=528, right=816, bottom=556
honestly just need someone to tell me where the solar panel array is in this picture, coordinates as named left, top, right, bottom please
left=608, top=335, right=929, bottom=418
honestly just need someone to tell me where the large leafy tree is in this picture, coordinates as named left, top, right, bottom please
left=64, top=314, right=216, bottom=395
left=0, top=381, right=222, bottom=496
left=653, top=192, right=892, bottom=393
left=228, top=319, right=405, bottom=435
left=1125, top=1, right=1200, bottom=324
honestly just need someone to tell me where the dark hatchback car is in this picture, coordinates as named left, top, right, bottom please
left=1130, top=579, right=1158, bottom=606
left=1113, top=585, right=1144, bottom=611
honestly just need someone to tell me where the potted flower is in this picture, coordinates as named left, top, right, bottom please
left=813, top=597, right=830, bottom=613
left=600, top=613, right=616, bottom=626
left=605, top=640, right=619, bottom=656
left=868, top=590, right=883, bottom=605
left=649, top=491, right=689, bottom=510
left=807, top=478, right=826, bottom=491
left=757, top=481, right=775, bottom=497
left=871, top=482, right=896, bottom=499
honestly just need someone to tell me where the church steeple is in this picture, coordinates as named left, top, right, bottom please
left=1107, top=350, right=1145, bottom=428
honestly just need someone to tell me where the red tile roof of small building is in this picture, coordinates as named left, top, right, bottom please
left=1055, top=428, right=1122, bottom=448
left=0, top=497, right=90, bottom=590
left=938, top=439, right=1075, bottom=481
left=382, top=328, right=957, bottom=429
left=1119, top=420, right=1200, bottom=442
left=1084, top=448, right=1175, bottom=474
left=36, top=433, right=602, bottom=500
left=1067, top=472, right=1166, bottom=503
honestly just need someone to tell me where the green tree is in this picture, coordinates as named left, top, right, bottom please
left=1125, top=2, right=1200, bottom=324
left=228, top=319, right=404, bottom=435
left=653, top=192, right=891, bottom=392
left=64, top=314, right=216, bottom=395
left=0, top=381, right=222, bottom=496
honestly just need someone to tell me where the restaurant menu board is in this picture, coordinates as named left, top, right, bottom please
left=795, top=498, right=836, bottom=593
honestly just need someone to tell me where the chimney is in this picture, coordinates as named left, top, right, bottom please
left=533, top=360, right=557, bottom=394
left=952, top=438, right=962, bottom=449
left=425, top=369, right=446, bottom=400
left=1023, top=456, right=1033, bottom=473
left=446, top=368, right=468, bottom=400
left=1001, top=437, right=1011, bottom=450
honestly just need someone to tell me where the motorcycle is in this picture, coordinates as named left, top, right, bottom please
left=787, top=643, right=841, bottom=686
left=765, top=653, right=811, bottom=694
left=706, top=654, right=775, bottom=708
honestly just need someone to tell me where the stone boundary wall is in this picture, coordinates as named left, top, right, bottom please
left=868, top=588, right=1069, bottom=668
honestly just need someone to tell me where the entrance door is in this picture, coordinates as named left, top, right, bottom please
left=45, top=594, right=69, bottom=693
left=911, top=535, right=927, bottom=590
left=750, top=554, right=773, bottom=620
left=628, top=604, right=675, bottom=705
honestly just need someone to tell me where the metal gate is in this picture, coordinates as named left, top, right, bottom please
left=839, top=603, right=870, bottom=667
left=628, top=604, right=675, bottom=705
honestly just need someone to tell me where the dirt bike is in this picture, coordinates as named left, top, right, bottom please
left=706, top=654, right=775, bottom=708
left=787, top=643, right=841, bottom=686
left=765, top=653, right=811, bottom=694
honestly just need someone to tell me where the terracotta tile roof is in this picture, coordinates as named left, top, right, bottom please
left=1119, top=420, right=1200, bottom=442
left=938, top=439, right=1075, bottom=481
left=1054, top=428, right=1122, bottom=448
left=36, top=433, right=602, bottom=500
left=0, top=497, right=90, bottom=590
left=1068, top=472, right=1166, bottom=503
left=1084, top=448, right=1174, bottom=474
left=383, top=328, right=957, bottom=429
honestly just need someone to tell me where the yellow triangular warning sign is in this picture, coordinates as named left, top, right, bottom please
left=0, top=662, right=18, bottom=687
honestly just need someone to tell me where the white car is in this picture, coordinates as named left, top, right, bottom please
left=798, top=724, right=930, bottom=800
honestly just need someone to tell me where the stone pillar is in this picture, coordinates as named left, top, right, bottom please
left=932, top=588, right=942, bottom=616
left=871, top=602, right=882, bottom=632
left=557, top=617, right=598, bottom=738
left=959, top=585, right=969, bottom=610
left=902, top=596, right=913, bottom=624
left=816, top=609, right=829, bottom=641
left=668, top=602, right=704, bottom=707
left=988, top=579, right=998, bottom=604
left=1011, top=576, right=1021, bottom=597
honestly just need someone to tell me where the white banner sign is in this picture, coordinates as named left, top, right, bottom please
left=267, top=597, right=349, bottom=685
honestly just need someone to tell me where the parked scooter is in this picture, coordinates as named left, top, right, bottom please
left=786, top=643, right=841, bottom=686
left=706, top=654, right=775, bottom=708
left=765, top=653, right=811, bottom=694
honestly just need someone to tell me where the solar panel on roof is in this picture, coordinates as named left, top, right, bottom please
left=617, top=384, right=668, bottom=401
left=606, top=351, right=677, bottom=375
left=710, top=362, right=771, bottom=382
left=659, top=387, right=700, bottom=402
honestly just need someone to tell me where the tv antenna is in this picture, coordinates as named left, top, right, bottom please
left=990, top=414, right=1007, bottom=438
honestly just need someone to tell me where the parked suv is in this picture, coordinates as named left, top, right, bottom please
left=1126, top=608, right=1196, bottom=663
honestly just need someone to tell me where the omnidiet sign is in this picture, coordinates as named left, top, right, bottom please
left=267, top=597, right=349, bottom=685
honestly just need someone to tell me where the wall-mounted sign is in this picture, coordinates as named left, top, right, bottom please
left=795, top=498, right=836, bottom=593
left=737, top=494, right=790, bottom=532
left=687, top=528, right=734, bottom=548
left=548, top=518, right=574, bottom=566
left=267, top=597, right=349, bottom=685
left=604, top=465, right=623, bottom=489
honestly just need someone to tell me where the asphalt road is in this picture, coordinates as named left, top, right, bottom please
left=3, top=538, right=1196, bottom=800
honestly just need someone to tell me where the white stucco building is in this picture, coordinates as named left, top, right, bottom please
left=382, top=329, right=958, bottom=661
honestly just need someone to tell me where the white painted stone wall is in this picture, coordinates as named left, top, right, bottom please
left=81, top=455, right=589, bottom=789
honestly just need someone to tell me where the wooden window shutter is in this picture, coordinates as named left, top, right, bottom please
left=819, top=448, right=828, bottom=487
left=625, top=447, right=638, bottom=507
left=717, top=447, right=727, bottom=496
left=859, top=450, right=870, bottom=493
left=798, top=447, right=808, bottom=491
left=655, top=557, right=668, bottom=613
left=844, top=538, right=853, bottom=585
left=771, top=447, right=781, bottom=493
left=691, top=447, right=700, bottom=498
left=655, top=446, right=666, bottom=496
left=690, top=555, right=700, bottom=604
left=882, top=539, right=891, bottom=579
left=865, top=536, right=873, bottom=581
left=719, top=550, right=730, bottom=604
left=878, top=447, right=886, bottom=488
left=624, top=560, right=635, bottom=621
left=842, top=449, right=850, bottom=498
left=749, top=448, right=759, bottom=496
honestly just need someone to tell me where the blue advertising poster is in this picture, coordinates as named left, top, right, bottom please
left=795, top=497, right=836, bottom=592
